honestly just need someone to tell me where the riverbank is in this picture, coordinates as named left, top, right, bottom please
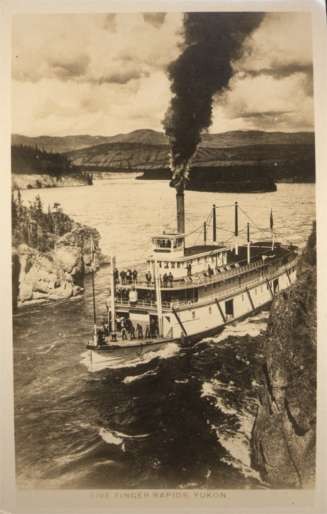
left=251, top=223, right=316, bottom=488
left=12, top=173, right=92, bottom=190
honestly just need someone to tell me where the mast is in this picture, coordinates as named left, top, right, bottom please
left=110, top=256, right=117, bottom=339
left=212, top=204, right=217, bottom=242
left=247, top=222, right=251, bottom=264
left=154, top=260, right=163, bottom=337
left=234, top=201, right=239, bottom=255
left=90, top=237, right=97, bottom=344
left=176, top=186, right=185, bottom=234
left=270, top=209, right=274, bottom=251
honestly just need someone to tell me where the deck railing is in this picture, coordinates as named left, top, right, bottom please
left=117, top=253, right=296, bottom=291
left=115, top=257, right=297, bottom=311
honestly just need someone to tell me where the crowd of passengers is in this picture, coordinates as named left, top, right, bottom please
left=96, top=314, right=159, bottom=345
left=114, top=268, right=138, bottom=284
left=114, top=262, right=233, bottom=290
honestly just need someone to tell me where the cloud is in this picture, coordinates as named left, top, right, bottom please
left=239, top=62, right=313, bottom=80
left=96, top=68, right=150, bottom=85
left=142, top=13, right=167, bottom=28
left=11, top=12, right=313, bottom=136
left=48, top=54, right=90, bottom=80
left=102, top=14, right=117, bottom=32
left=209, top=12, right=314, bottom=133
left=12, top=13, right=182, bottom=86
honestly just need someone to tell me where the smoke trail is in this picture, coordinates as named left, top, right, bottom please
left=163, top=12, right=264, bottom=189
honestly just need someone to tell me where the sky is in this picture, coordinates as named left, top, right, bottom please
left=12, top=12, right=314, bottom=137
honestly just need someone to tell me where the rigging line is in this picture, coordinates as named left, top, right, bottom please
left=215, top=203, right=235, bottom=209
left=239, top=206, right=269, bottom=232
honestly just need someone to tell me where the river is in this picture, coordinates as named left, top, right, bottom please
left=13, top=178, right=315, bottom=489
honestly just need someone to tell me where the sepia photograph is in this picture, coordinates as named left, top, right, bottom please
left=3, top=3, right=323, bottom=504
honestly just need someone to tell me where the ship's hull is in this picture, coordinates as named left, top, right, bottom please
left=87, top=302, right=270, bottom=355
left=88, top=257, right=296, bottom=354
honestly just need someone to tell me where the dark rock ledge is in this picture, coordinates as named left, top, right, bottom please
left=251, top=224, right=316, bottom=488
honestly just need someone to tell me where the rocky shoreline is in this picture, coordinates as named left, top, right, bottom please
left=12, top=193, right=104, bottom=310
left=12, top=173, right=92, bottom=190
left=251, top=224, right=316, bottom=488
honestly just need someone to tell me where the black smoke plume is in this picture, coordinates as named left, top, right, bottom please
left=164, top=12, right=264, bottom=189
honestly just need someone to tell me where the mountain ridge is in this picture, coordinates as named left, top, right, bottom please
left=12, top=128, right=315, bottom=154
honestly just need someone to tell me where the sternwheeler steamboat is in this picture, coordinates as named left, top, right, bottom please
left=87, top=186, right=298, bottom=355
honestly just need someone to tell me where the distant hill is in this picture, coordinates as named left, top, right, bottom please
left=12, top=129, right=315, bottom=154
left=12, top=129, right=316, bottom=184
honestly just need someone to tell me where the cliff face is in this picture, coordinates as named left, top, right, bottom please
left=251, top=225, right=316, bottom=488
left=12, top=195, right=102, bottom=309
left=13, top=226, right=101, bottom=308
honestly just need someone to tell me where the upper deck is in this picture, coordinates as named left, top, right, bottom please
left=114, top=242, right=298, bottom=310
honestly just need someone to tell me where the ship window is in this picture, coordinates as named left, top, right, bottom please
left=192, top=311, right=196, bottom=319
left=164, top=262, right=169, bottom=269
left=159, top=261, right=162, bottom=268
left=177, top=262, right=180, bottom=268
left=171, top=262, right=175, bottom=268
left=225, top=299, right=234, bottom=316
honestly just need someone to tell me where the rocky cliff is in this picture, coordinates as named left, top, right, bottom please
left=12, top=194, right=102, bottom=309
left=251, top=224, right=316, bottom=488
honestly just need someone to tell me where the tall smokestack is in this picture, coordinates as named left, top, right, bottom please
left=176, top=187, right=185, bottom=233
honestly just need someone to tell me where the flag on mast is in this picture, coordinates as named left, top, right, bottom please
left=90, top=235, right=96, bottom=271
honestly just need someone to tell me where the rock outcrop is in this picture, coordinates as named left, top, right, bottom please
left=13, top=225, right=101, bottom=308
left=12, top=194, right=102, bottom=309
left=251, top=224, right=316, bottom=488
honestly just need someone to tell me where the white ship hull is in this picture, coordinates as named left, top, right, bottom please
left=87, top=256, right=297, bottom=353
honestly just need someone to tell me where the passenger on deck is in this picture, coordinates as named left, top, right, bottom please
left=126, top=269, right=132, bottom=284
left=162, top=273, right=168, bottom=287
left=145, top=271, right=152, bottom=285
left=136, top=323, right=143, bottom=339
left=187, top=263, right=192, bottom=278
left=168, top=272, right=174, bottom=287
left=114, top=268, right=119, bottom=284
left=103, top=322, right=109, bottom=336
left=132, top=269, right=138, bottom=282
left=97, top=328, right=106, bottom=346
left=121, top=326, right=128, bottom=340
left=125, top=318, right=135, bottom=339
left=120, top=270, right=126, bottom=284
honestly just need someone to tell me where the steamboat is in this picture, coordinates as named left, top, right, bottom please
left=87, top=188, right=298, bottom=353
